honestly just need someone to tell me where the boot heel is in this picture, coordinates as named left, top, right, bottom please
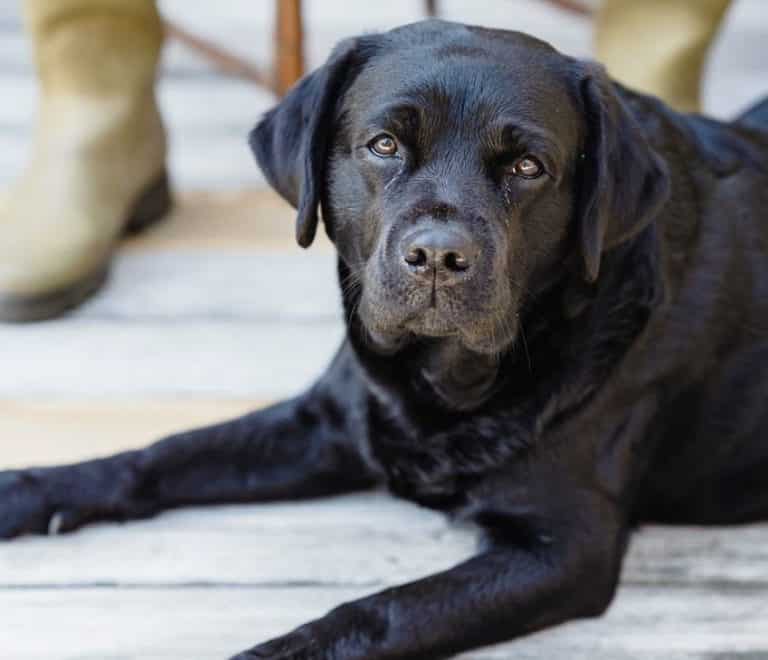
left=123, top=171, right=172, bottom=235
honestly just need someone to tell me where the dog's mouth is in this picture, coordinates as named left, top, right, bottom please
left=360, top=310, right=455, bottom=356
left=404, top=307, right=460, bottom=338
left=361, top=299, right=519, bottom=357
left=353, top=251, right=522, bottom=356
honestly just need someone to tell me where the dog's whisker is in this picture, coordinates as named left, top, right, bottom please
left=518, top=315, right=533, bottom=375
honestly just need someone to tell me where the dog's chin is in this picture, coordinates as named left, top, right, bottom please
left=362, top=308, right=519, bottom=358
left=457, top=320, right=519, bottom=357
left=404, top=308, right=460, bottom=339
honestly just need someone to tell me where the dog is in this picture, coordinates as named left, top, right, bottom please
left=2, top=19, right=768, bottom=660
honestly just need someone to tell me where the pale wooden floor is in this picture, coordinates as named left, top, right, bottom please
left=2, top=1, right=768, bottom=659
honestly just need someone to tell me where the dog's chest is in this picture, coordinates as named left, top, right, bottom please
left=366, top=401, right=534, bottom=508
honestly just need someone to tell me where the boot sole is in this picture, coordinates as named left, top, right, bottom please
left=0, top=172, right=172, bottom=323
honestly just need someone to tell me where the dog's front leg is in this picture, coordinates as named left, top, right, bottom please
left=233, top=492, right=626, bottom=660
left=0, top=344, right=379, bottom=539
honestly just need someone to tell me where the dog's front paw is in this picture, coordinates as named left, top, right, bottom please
left=0, top=467, right=93, bottom=539
left=230, top=625, right=325, bottom=660
left=231, top=605, right=387, bottom=660
left=0, top=470, right=52, bottom=539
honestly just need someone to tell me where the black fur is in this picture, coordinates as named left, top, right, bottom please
left=2, top=20, right=768, bottom=660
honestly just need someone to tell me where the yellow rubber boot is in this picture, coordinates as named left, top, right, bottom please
left=0, top=0, right=169, bottom=322
left=595, top=0, right=732, bottom=113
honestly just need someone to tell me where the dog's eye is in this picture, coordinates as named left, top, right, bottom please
left=369, top=134, right=398, bottom=158
left=510, top=155, right=544, bottom=179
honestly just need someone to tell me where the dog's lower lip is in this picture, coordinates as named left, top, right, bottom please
left=405, top=309, right=459, bottom=337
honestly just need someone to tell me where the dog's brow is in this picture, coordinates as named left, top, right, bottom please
left=365, top=103, right=421, bottom=136
left=493, top=120, right=564, bottom=163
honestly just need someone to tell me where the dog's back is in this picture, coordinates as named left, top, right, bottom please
left=737, top=95, right=768, bottom=133
left=635, top=92, right=768, bottom=525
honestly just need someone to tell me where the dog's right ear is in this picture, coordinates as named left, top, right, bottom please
left=249, top=39, right=360, bottom=248
left=575, top=64, right=671, bottom=282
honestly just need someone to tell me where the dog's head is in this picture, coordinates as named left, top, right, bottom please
left=251, top=20, right=669, bottom=357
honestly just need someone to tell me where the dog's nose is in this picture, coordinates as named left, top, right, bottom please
left=401, top=227, right=479, bottom=283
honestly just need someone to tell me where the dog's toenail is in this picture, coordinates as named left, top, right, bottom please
left=48, top=512, right=64, bottom=536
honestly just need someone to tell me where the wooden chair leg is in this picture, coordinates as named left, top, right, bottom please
left=275, top=0, right=304, bottom=96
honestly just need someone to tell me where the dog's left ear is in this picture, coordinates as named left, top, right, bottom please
left=576, top=64, right=671, bottom=281
left=249, top=39, right=360, bottom=248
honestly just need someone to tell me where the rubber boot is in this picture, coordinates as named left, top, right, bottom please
left=0, top=0, right=170, bottom=322
left=595, top=0, right=733, bottom=113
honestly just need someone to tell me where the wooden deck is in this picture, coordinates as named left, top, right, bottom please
left=2, top=1, right=768, bottom=658
left=3, top=488, right=768, bottom=659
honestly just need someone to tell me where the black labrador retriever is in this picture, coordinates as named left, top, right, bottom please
left=3, top=20, right=768, bottom=660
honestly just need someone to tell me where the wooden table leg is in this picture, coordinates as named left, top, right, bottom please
left=275, top=0, right=304, bottom=96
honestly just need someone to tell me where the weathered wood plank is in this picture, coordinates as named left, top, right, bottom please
left=0, top=583, right=766, bottom=660
left=0, top=320, right=343, bottom=399
left=0, top=400, right=260, bottom=468
left=2, top=494, right=767, bottom=589
left=0, top=495, right=474, bottom=588
left=77, top=251, right=340, bottom=322
left=626, top=524, right=768, bottom=587
left=120, top=190, right=331, bottom=253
